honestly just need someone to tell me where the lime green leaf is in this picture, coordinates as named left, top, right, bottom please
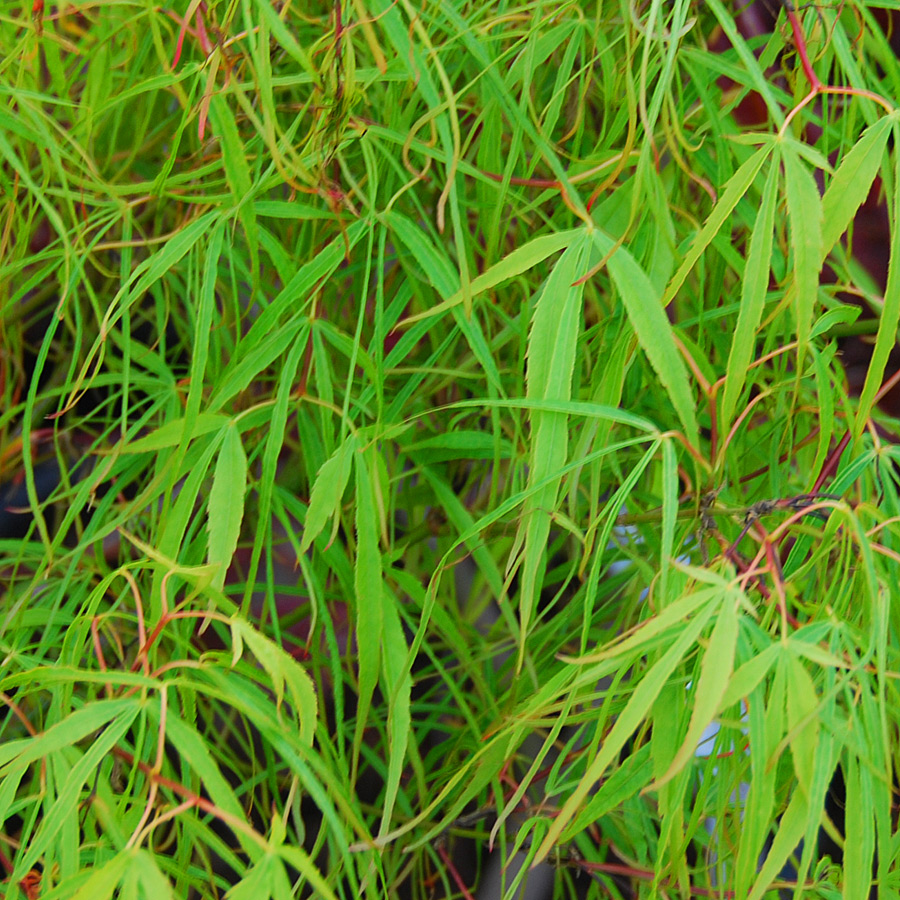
left=843, top=754, right=876, bottom=900
left=594, top=230, right=698, bottom=446
left=785, top=654, right=819, bottom=798
left=651, top=592, right=738, bottom=790
left=783, top=143, right=823, bottom=359
left=535, top=597, right=718, bottom=860
left=747, top=790, right=809, bottom=900
left=515, top=231, right=590, bottom=670
left=722, top=159, right=779, bottom=428
left=14, top=703, right=140, bottom=874
left=131, top=850, right=176, bottom=899
left=721, top=643, right=781, bottom=707
left=662, top=143, right=774, bottom=309
left=0, top=697, right=138, bottom=772
left=122, top=412, right=229, bottom=453
left=276, top=847, right=340, bottom=900
left=230, top=618, right=318, bottom=746
left=207, top=424, right=248, bottom=591
left=209, top=93, right=259, bottom=280
left=567, top=586, right=717, bottom=665
left=855, top=119, right=900, bottom=438
left=352, top=448, right=383, bottom=775
left=821, top=114, right=892, bottom=260
left=69, top=850, right=134, bottom=900
left=300, top=434, right=358, bottom=554
left=736, top=655, right=787, bottom=894
left=225, top=853, right=277, bottom=900
left=401, top=228, right=580, bottom=325
left=565, top=742, right=653, bottom=835
left=378, top=588, right=411, bottom=837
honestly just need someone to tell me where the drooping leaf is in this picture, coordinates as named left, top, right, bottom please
left=722, top=158, right=779, bottom=428
left=207, top=424, right=248, bottom=591
left=651, top=591, right=738, bottom=790
left=534, top=596, right=718, bottom=860
left=514, top=230, right=591, bottom=670
left=352, top=446, right=384, bottom=777
left=855, top=119, right=900, bottom=438
left=662, top=143, right=775, bottom=310
left=300, top=434, right=358, bottom=554
left=230, top=617, right=319, bottom=746
left=594, top=230, right=699, bottom=446
left=783, top=142, right=823, bottom=361
left=820, top=114, right=892, bottom=259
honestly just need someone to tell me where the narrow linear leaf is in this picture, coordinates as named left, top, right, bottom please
left=736, top=656, right=787, bottom=894
left=747, top=790, right=809, bottom=900
left=821, top=114, right=892, bottom=259
left=567, top=586, right=717, bottom=665
left=0, top=698, right=138, bottom=773
left=68, top=850, right=134, bottom=900
left=783, top=143, right=823, bottom=359
left=230, top=618, right=318, bottom=746
left=352, top=448, right=383, bottom=776
left=276, top=846, right=341, bottom=900
left=722, top=159, right=779, bottom=427
left=785, top=654, right=819, bottom=798
left=535, top=599, right=717, bottom=860
left=856, top=119, right=900, bottom=438
left=400, top=228, right=580, bottom=325
left=662, top=143, right=774, bottom=309
left=122, top=413, right=229, bottom=453
left=843, top=754, right=876, bottom=900
left=516, top=233, right=590, bottom=670
left=209, top=93, right=259, bottom=279
left=594, top=230, right=698, bottom=446
left=15, top=704, right=140, bottom=875
left=378, top=589, right=411, bottom=837
left=100, top=212, right=218, bottom=336
left=131, top=850, right=176, bottom=900
left=225, top=854, right=277, bottom=900
left=207, top=424, right=248, bottom=591
left=300, top=434, right=358, bottom=554
left=650, top=593, right=738, bottom=790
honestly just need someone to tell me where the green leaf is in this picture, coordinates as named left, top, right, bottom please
left=131, top=850, right=176, bottom=899
left=855, top=118, right=900, bottom=438
left=662, top=143, right=775, bottom=310
left=225, top=853, right=277, bottom=900
left=651, top=591, right=738, bottom=790
left=209, top=92, right=259, bottom=281
left=13, top=703, right=140, bottom=875
left=300, top=434, right=358, bottom=554
left=122, top=413, right=230, bottom=453
left=0, top=698, right=139, bottom=773
left=514, top=231, right=590, bottom=670
left=68, top=850, right=134, bottom=900
left=747, top=790, right=809, bottom=900
left=352, top=447, right=384, bottom=777
left=378, top=587, right=412, bottom=837
left=722, top=159, right=779, bottom=428
left=207, top=424, right=248, bottom=591
left=568, top=586, right=718, bottom=665
left=820, top=114, right=892, bottom=260
left=565, top=742, right=653, bottom=835
left=230, top=618, right=319, bottom=746
left=785, top=654, right=819, bottom=799
left=160, top=711, right=264, bottom=863
left=535, top=596, right=718, bottom=859
left=400, top=228, right=580, bottom=325
left=782, top=142, right=823, bottom=359
left=594, top=230, right=699, bottom=446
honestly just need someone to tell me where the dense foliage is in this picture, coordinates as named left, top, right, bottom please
left=3, top=1, right=900, bottom=897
